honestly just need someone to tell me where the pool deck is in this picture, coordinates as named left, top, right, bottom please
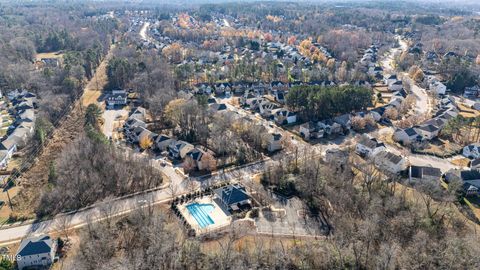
left=179, top=197, right=232, bottom=234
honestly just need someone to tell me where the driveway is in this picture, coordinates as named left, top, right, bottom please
left=102, top=109, right=128, bottom=139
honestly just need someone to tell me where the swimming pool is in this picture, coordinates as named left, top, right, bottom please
left=186, top=203, right=215, bottom=228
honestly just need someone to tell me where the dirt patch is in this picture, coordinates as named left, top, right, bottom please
left=451, top=157, right=470, bottom=167
left=201, top=233, right=304, bottom=254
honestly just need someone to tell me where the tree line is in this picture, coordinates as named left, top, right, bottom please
left=286, top=85, right=373, bottom=121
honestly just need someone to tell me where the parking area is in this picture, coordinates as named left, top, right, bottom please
left=102, top=108, right=129, bottom=139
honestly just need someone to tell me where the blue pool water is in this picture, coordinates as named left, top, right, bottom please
left=186, top=203, right=215, bottom=228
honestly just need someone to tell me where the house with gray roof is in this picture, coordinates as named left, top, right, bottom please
left=214, top=183, right=251, bottom=211
left=373, top=150, right=406, bottom=174
left=416, top=124, right=440, bottom=140
left=445, top=169, right=480, bottom=197
left=463, top=143, right=480, bottom=159
left=408, top=165, right=442, bottom=183
left=168, top=140, right=194, bottom=160
left=16, top=235, right=57, bottom=270
left=393, top=127, right=422, bottom=145
left=355, top=134, right=385, bottom=158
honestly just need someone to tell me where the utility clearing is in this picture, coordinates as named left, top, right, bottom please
left=9, top=47, right=114, bottom=220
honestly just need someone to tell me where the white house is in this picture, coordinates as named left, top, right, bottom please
left=16, top=235, right=57, bottom=270
left=266, top=133, right=283, bottom=152
left=463, top=143, right=480, bottom=159
left=0, top=150, right=10, bottom=169
left=393, top=127, right=421, bottom=145
left=106, top=89, right=127, bottom=109
left=415, top=124, right=440, bottom=140
left=355, top=134, right=386, bottom=158
left=373, top=150, right=407, bottom=174
left=272, top=109, right=297, bottom=125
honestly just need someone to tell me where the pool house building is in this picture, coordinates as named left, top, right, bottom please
left=214, top=184, right=251, bottom=211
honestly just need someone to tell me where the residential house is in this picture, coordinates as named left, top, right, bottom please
left=423, top=117, right=446, bottom=130
left=464, top=85, right=480, bottom=99
left=266, top=133, right=283, bottom=152
left=124, top=117, right=146, bottom=131
left=16, top=235, right=57, bottom=270
left=185, top=148, right=215, bottom=171
left=138, top=128, right=156, bottom=147
left=388, top=98, right=402, bottom=109
left=416, top=124, right=440, bottom=140
left=355, top=134, right=386, bottom=158
left=425, top=51, right=438, bottom=61
left=445, top=169, right=480, bottom=196
left=106, top=89, right=127, bottom=108
left=299, top=122, right=324, bottom=139
left=384, top=74, right=398, bottom=86
left=258, top=101, right=279, bottom=117
left=368, top=66, right=383, bottom=77
left=393, top=127, right=422, bottom=145
left=168, top=140, right=194, bottom=160
left=471, top=158, right=480, bottom=170
left=214, top=183, right=251, bottom=211
left=393, top=89, right=408, bottom=99
left=270, top=81, right=288, bottom=92
left=272, top=109, right=297, bottom=125
left=0, top=137, right=17, bottom=163
left=373, top=150, right=407, bottom=174
left=155, top=135, right=175, bottom=152
left=274, top=90, right=286, bottom=104
left=214, top=83, right=232, bottom=96
left=408, top=165, right=442, bottom=182
left=388, top=80, right=403, bottom=92
left=209, top=103, right=227, bottom=113
left=41, top=58, right=60, bottom=68
left=0, top=150, right=9, bottom=169
left=463, top=143, right=480, bottom=159
left=333, top=114, right=351, bottom=131
left=129, top=106, right=148, bottom=122
left=195, top=83, right=213, bottom=95
left=429, top=81, right=446, bottom=96
left=127, top=126, right=148, bottom=143
left=325, top=148, right=349, bottom=166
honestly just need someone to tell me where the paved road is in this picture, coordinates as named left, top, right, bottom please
left=0, top=153, right=190, bottom=246
left=381, top=37, right=431, bottom=115
left=380, top=36, right=407, bottom=74
left=409, top=81, right=431, bottom=115
left=139, top=22, right=150, bottom=41
left=0, top=33, right=464, bottom=246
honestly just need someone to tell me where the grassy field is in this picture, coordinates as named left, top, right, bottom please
left=458, top=103, right=480, bottom=118
left=82, top=46, right=114, bottom=107
left=451, top=157, right=470, bottom=167
left=36, top=51, right=64, bottom=59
